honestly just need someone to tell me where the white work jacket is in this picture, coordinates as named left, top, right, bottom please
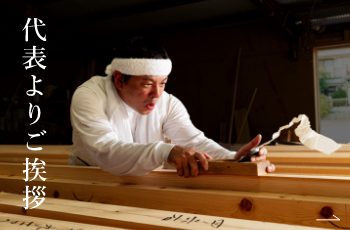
left=69, top=75, right=236, bottom=176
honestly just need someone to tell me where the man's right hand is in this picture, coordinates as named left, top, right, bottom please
left=167, top=145, right=211, bottom=178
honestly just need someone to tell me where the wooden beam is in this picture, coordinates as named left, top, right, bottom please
left=199, top=160, right=270, bottom=176
left=1, top=163, right=350, bottom=198
left=290, top=0, right=350, bottom=15
left=0, top=192, right=335, bottom=230
left=274, top=164, right=350, bottom=176
left=265, top=145, right=350, bottom=152
left=0, top=145, right=71, bottom=154
left=0, top=178, right=346, bottom=229
left=0, top=145, right=69, bottom=164
left=266, top=152, right=350, bottom=164
left=265, top=145, right=350, bottom=165
left=0, top=212, right=125, bottom=230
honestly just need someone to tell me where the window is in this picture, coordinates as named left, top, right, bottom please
left=315, top=45, right=350, bottom=143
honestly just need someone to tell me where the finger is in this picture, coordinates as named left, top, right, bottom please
left=266, top=163, right=276, bottom=172
left=203, top=152, right=212, bottom=160
left=251, top=154, right=266, bottom=162
left=188, top=156, right=199, bottom=177
left=259, top=147, right=267, bottom=156
left=195, top=152, right=208, bottom=171
left=175, top=160, right=184, bottom=177
left=240, top=134, right=262, bottom=154
left=182, top=156, right=190, bottom=178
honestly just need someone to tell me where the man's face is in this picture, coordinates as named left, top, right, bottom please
left=115, top=73, right=168, bottom=115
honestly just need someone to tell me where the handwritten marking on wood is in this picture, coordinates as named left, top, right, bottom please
left=0, top=212, right=124, bottom=230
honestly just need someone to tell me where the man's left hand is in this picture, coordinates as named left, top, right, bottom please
left=234, top=134, right=275, bottom=173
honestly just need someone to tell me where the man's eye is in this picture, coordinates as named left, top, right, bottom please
left=143, top=84, right=152, bottom=86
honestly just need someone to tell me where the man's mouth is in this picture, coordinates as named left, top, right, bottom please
left=147, top=103, right=155, bottom=110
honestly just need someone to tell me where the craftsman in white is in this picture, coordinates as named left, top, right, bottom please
left=69, top=38, right=275, bottom=177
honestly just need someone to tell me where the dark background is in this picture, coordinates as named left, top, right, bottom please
left=0, top=0, right=349, bottom=145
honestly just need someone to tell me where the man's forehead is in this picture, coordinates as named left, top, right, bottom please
left=137, top=75, right=168, bottom=81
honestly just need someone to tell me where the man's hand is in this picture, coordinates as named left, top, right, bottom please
left=234, top=134, right=275, bottom=173
left=168, top=146, right=212, bottom=178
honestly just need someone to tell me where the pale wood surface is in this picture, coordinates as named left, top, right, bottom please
left=199, top=160, right=270, bottom=176
left=0, top=212, right=126, bottom=230
left=265, top=145, right=350, bottom=152
left=0, top=192, right=336, bottom=230
left=0, top=145, right=71, bottom=154
left=0, top=176, right=349, bottom=229
left=1, top=163, right=350, bottom=198
left=0, top=145, right=70, bottom=165
left=274, top=164, right=350, bottom=175
left=266, top=152, right=350, bottom=164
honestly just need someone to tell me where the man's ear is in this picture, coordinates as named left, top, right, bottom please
left=113, top=71, right=124, bottom=90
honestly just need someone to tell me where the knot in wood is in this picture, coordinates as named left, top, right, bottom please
left=240, top=198, right=252, bottom=212
left=53, top=190, right=59, bottom=198
left=320, top=206, right=333, bottom=219
left=21, top=207, right=26, bottom=214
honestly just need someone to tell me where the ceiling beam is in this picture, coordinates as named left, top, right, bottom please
left=249, top=0, right=296, bottom=41
left=288, top=0, right=350, bottom=15
left=76, top=0, right=208, bottom=25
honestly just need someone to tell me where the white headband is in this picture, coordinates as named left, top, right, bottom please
left=105, top=58, right=172, bottom=76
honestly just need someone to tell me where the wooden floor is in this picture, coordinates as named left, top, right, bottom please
left=0, top=144, right=349, bottom=229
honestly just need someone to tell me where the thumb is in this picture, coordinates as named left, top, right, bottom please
left=240, top=134, right=262, bottom=153
left=250, top=134, right=262, bottom=148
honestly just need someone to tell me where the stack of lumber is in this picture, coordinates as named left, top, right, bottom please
left=266, top=145, right=350, bottom=175
left=1, top=144, right=350, bottom=229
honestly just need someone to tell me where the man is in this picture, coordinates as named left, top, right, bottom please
left=69, top=37, right=275, bottom=177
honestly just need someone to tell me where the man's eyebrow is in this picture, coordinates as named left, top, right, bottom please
left=142, top=77, right=168, bottom=82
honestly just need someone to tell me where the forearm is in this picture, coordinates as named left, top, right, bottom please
left=170, top=127, right=236, bottom=159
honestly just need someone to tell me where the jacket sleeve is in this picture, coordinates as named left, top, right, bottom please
left=162, top=95, right=236, bottom=159
left=70, top=87, right=175, bottom=176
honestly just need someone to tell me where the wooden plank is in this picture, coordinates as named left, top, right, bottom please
left=0, top=191, right=341, bottom=229
left=265, top=145, right=350, bottom=152
left=199, top=160, right=270, bottom=176
left=274, top=164, right=350, bottom=176
left=0, top=145, right=71, bottom=154
left=1, top=163, right=350, bottom=198
left=0, top=157, right=67, bottom=165
left=0, top=212, right=126, bottom=230
left=0, top=145, right=70, bottom=165
left=266, top=152, right=350, bottom=164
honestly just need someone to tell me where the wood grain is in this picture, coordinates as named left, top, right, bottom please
left=274, top=164, right=350, bottom=176
left=265, top=145, right=350, bottom=152
left=0, top=188, right=344, bottom=230
left=0, top=145, right=70, bottom=165
left=1, top=163, right=350, bottom=198
left=0, top=212, right=125, bottom=230
left=199, top=160, right=270, bottom=176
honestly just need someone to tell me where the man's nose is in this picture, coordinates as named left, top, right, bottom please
left=151, top=85, right=162, bottom=98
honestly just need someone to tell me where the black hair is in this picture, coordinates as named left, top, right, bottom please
left=112, top=37, right=169, bottom=83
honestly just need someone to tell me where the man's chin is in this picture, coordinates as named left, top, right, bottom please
left=139, top=109, right=153, bottom=115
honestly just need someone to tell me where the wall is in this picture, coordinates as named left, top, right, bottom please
left=159, top=21, right=315, bottom=144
